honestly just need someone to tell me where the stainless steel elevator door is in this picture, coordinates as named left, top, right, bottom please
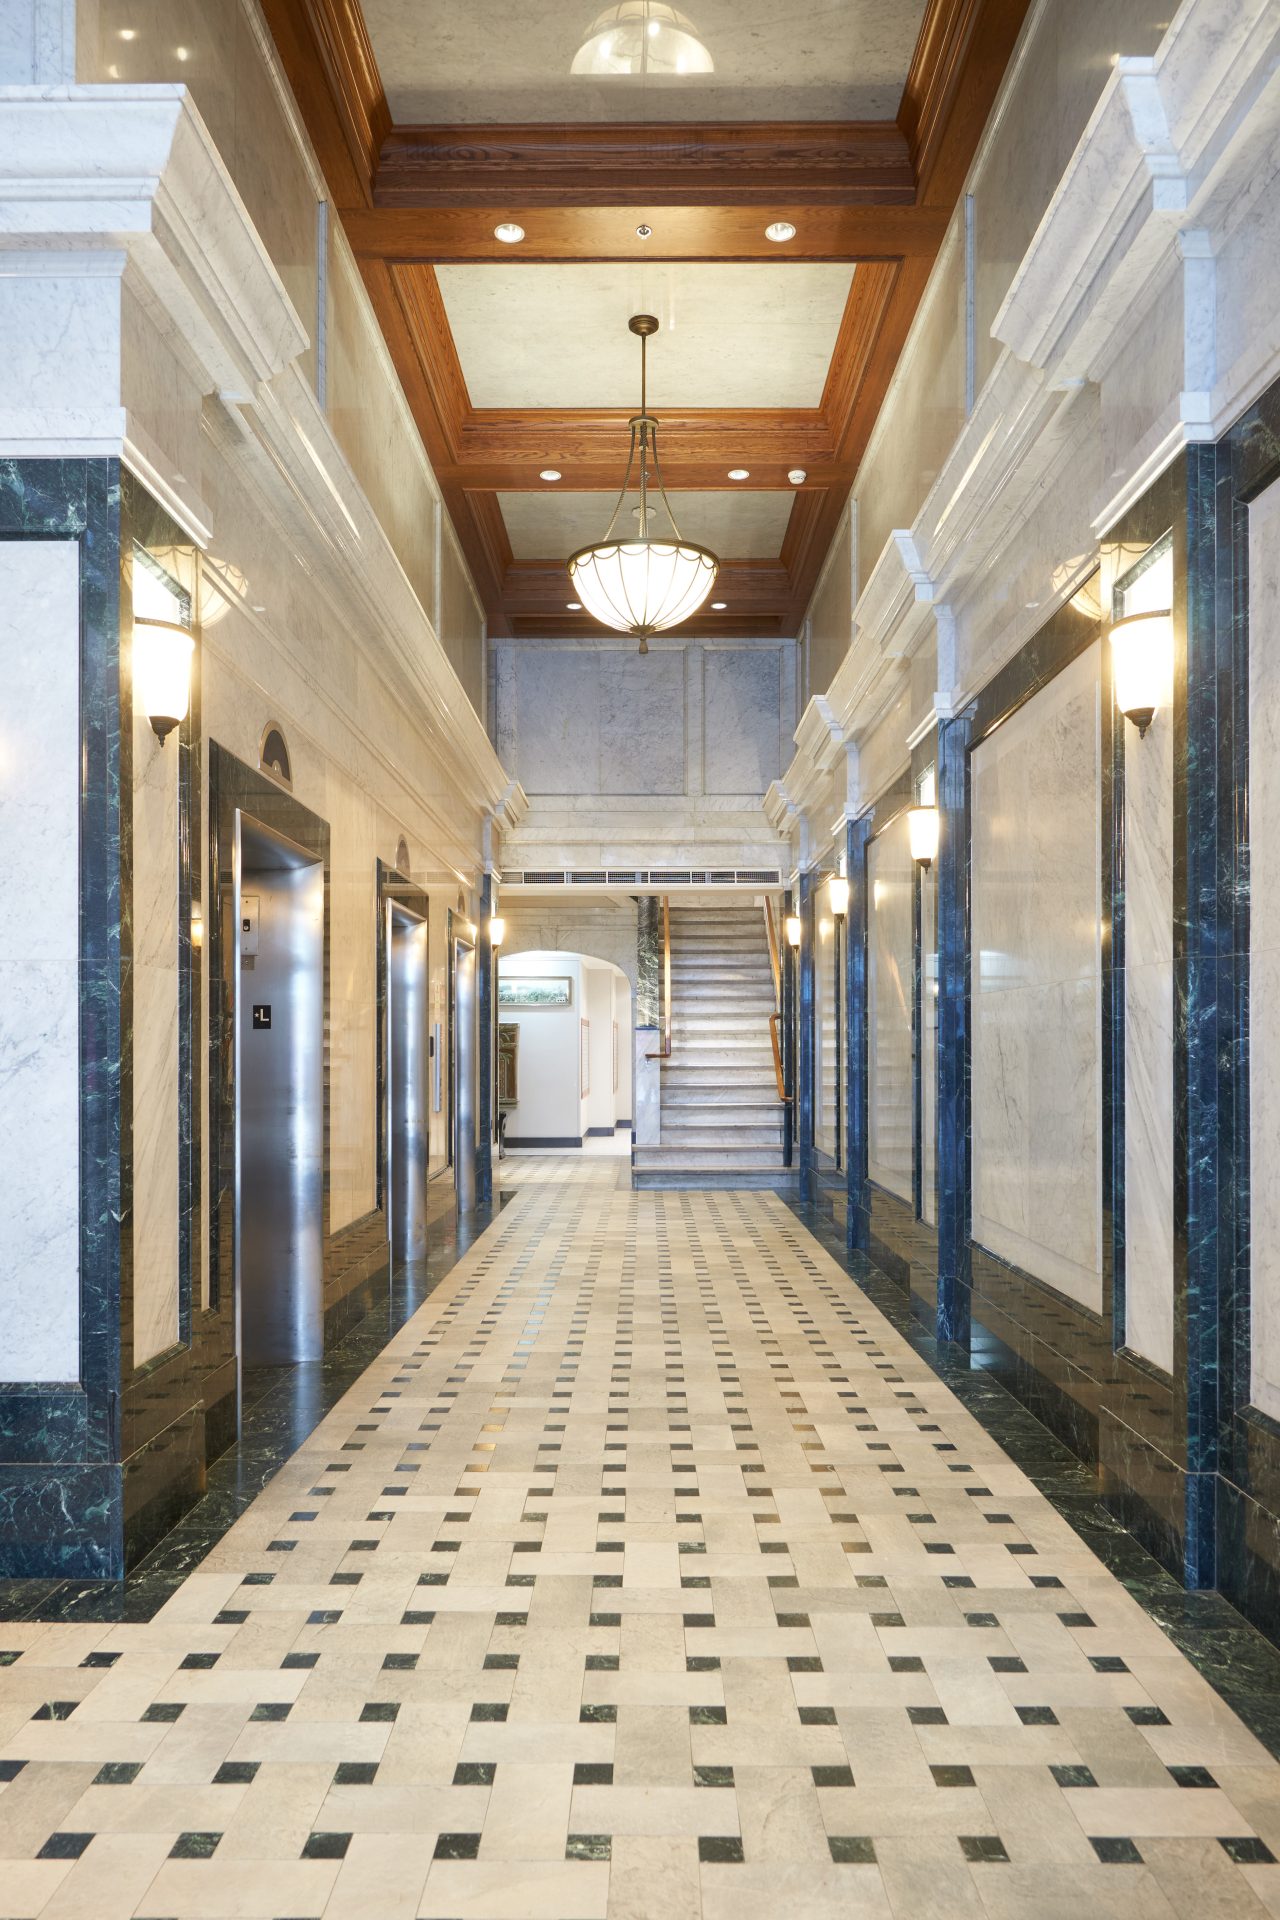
left=236, top=816, right=324, bottom=1367
left=388, top=903, right=429, bottom=1262
left=454, top=941, right=477, bottom=1213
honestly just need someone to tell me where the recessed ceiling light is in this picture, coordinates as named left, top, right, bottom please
left=766, top=221, right=797, bottom=243
left=711, top=601, right=727, bottom=610
left=567, top=601, right=582, bottom=610
left=636, top=223, right=653, bottom=238
left=494, top=221, right=525, bottom=244
left=787, top=468, right=807, bottom=484
left=728, top=468, right=750, bottom=480
left=540, top=469, right=562, bottom=481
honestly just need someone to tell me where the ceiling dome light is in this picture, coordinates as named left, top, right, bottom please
left=788, top=468, right=807, bottom=484
left=568, top=314, right=718, bottom=655
left=728, top=468, right=749, bottom=481
left=540, top=469, right=562, bottom=481
left=765, top=221, right=797, bottom=243
left=711, top=601, right=727, bottom=610
left=494, top=221, right=525, bottom=244
left=571, top=1, right=714, bottom=76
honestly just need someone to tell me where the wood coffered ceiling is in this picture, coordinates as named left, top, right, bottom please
left=261, top=0, right=1031, bottom=641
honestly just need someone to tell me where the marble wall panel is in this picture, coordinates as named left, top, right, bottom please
left=971, top=639, right=1104, bottom=1309
left=868, top=812, right=914, bottom=1203
left=438, top=526, right=486, bottom=721
left=703, top=648, right=783, bottom=796
left=922, top=864, right=938, bottom=1225
left=856, top=213, right=968, bottom=588
left=498, top=646, right=689, bottom=797
left=1121, top=558, right=1175, bottom=1374
left=131, top=649, right=181, bottom=1368
left=325, top=232, right=439, bottom=648
left=0, top=540, right=81, bottom=1381
left=807, top=510, right=853, bottom=702
left=814, top=907, right=839, bottom=1160
left=1250, top=475, right=1280, bottom=1420
left=970, top=0, right=1170, bottom=395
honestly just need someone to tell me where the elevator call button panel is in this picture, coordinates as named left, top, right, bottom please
left=240, top=894, right=260, bottom=956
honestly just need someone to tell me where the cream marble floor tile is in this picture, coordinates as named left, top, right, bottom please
left=0, top=1158, right=1279, bottom=1916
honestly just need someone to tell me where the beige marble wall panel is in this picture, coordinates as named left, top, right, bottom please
left=856, top=215, right=967, bottom=588
left=806, top=511, right=852, bottom=702
left=325, top=231, right=440, bottom=641
left=868, top=812, right=914, bottom=1203
left=971, top=0, right=1169, bottom=393
left=132, top=701, right=181, bottom=1366
left=970, top=640, right=1103, bottom=1309
left=703, top=647, right=784, bottom=796
left=438, top=531, right=486, bottom=720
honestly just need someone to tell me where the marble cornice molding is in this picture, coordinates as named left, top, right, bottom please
left=0, top=85, right=309, bottom=399
left=992, top=0, right=1280, bottom=406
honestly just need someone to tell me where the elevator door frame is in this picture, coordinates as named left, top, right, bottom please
left=386, top=897, right=430, bottom=1262
left=234, top=810, right=325, bottom=1378
left=453, top=931, right=478, bottom=1212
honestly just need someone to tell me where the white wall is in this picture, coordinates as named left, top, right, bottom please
left=583, top=964, right=616, bottom=1135
left=499, top=952, right=585, bottom=1145
left=612, top=971, right=633, bottom=1122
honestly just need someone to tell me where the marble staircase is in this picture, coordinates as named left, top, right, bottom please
left=632, top=902, right=795, bottom=1189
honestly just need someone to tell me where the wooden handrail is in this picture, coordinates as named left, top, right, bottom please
left=645, top=895, right=673, bottom=1059
left=769, top=1010, right=787, bottom=1105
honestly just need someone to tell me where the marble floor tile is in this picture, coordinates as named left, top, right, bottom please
left=1, top=1156, right=1280, bottom=1917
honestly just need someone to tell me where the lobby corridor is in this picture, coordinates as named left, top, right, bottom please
left=1, top=1159, right=1279, bottom=1920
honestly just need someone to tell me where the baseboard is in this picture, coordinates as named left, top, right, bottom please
left=506, top=1135, right=583, bottom=1149
left=584, top=1126, right=615, bottom=1137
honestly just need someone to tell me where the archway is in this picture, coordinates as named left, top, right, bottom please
left=496, top=949, right=633, bottom=1154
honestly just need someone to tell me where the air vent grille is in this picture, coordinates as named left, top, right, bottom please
left=507, top=867, right=782, bottom=888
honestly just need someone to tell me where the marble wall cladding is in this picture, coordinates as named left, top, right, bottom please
left=131, top=690, right=180, bottom=1369
left=496, top=640, right=791, bottom=807
left=814, top=909, right=840, bottom=1160
left=437, top=526, right=486, bottom=723
left=703, top=647, right=784, bottom=796
left=806, top=512, right=853, bottom=702
left=971, top=639, right=1104, bottom=1310
left=325, top=231, right=439, bottom=652
left=1121, top=575, right=1176, bottom=1374
left=0, top=539, right=81, bottom=1382
left=868, top=813, right=914, bottom=1203
left=921, top=866, right=938, bottom=1226
left=1250, top=475, right=1280, bottom=1421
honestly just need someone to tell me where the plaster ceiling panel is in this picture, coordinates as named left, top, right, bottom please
left=499, top=490, right=795, bottom=559
left=436, top=262, right=853, bottom=410
left=362, top=0, right=928, bottom=123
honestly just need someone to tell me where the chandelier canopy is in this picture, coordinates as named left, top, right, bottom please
left=567, top=314, right=719, bottom=653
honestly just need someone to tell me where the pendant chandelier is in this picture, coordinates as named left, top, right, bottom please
left=571, top=2, right=714, bottom=78
left=568, top=314, right=719, bottom=653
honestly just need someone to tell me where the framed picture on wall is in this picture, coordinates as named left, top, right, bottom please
left=580, top=1018, right=590, bottom=1097
left=497, top=975, right=572, bottom=1008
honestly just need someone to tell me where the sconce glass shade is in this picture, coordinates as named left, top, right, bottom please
left=571, top=1, right=714, bottom=75
left=827, top=874, right=850, bottom=918
left=784, top=913, right=802, bottom=949
left=907, top=805, right=941, bottom=868
left=133, top=617, right=193, bottom=743
left=489, top=915, right=506, bottom=949
left=1110, top=609, right=1172, bottom=737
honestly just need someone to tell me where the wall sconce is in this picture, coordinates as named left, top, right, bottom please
left=190, top=906, right=204, bottom=951
left=827, top=874, right=850, bottom=918
left=133, top=617, right=193, bottom=744
left=488, top=915, right=506, bottom=949
left=1110, top=609, right=1172, bottom=738
left=784, top=913, right=802, bottom=949
left=907, top=805, right=940, bottom=869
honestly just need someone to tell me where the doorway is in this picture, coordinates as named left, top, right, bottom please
left=235, top=814, right=324, bottom=1367
left=387, top=901, right=429, bottom=1261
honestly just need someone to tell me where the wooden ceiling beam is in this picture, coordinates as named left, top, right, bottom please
left=257, top=0, right=389, bottom=209
left=341, top=202, right=950, bottom=264
left=374, top=121, right=913, bottom=209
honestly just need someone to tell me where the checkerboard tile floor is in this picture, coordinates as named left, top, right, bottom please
left=3, top=1154, right=1280, bottom=1918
